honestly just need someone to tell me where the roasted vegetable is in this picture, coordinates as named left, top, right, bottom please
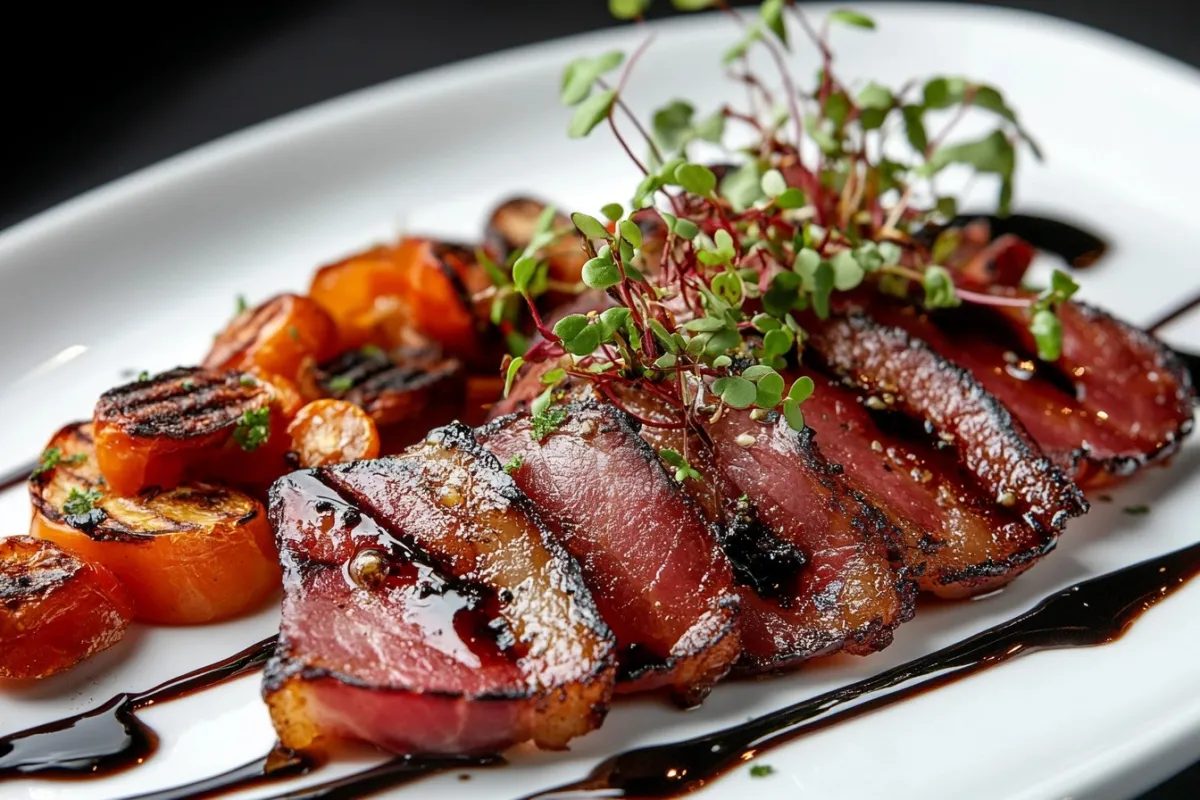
left=30, top=422, right=280, bottom=624
left=93, top=367, right=292, bottom=495
left=312, top=345, right=465, bottom=453
left=265, top=422, right=616, bottom=755
left=309, top=238, right=490, bottom=363
left=203, top=293, right=338, bottom=384
left=288, top=399, right=380, bottom=467
left=0, top=535, right=132, bottom=679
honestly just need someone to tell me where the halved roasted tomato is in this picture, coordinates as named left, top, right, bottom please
left=308, top=238, right=486, bottom=361
left=29, top=422, right=280, bottom=625
left=203, top=293, right=338, bottom=384
left=0, top=535, right=133, bottom=679
left=93, top=367, right=293, bottom=495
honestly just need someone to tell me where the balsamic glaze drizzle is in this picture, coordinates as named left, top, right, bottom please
left=0, top=460, right=35, bottom=493
left=523, top=540, right=1200, bottom=799
left=0, top=636, right=276, bottom=779
left=1149, top=292, right=1200, bottom=335
left=121, top=749, right=311, bottom=800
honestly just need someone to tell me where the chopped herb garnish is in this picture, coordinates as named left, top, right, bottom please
left=137, top=370, right=150, bottom=382
left=1124, top=504, right=1150, bottom=516
left=182, top=379, right=196, bottom=391
left=239, top=374, right=258, bottom=387
left=502, top=454, right=525, bottom=474
left=360, top=344, right=385, bottom=359
left=749, top=764, right=775, bottom=778
left=235, top=294, right=249, bottom=315
left=287, top=325, right=300, bottom=341
left=62, top=487, right=103, bottom=517
left=531, top=407, right=568, bottom=441
left=31, top=447, right=84, bottom=478
left=233, top=406, right=271, bottom=452
left=659, top=448, right=703, bottom=484
left=328, top=375, right=354, bottom=393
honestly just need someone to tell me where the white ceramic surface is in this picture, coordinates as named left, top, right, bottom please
left=3, top=4, right=1200, bottom=799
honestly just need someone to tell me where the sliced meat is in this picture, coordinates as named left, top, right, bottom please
left=477, top=401, right=739, bottom=706
left=265, top=422, right=616, bottom=756
left=701, top=409, right=914, bottom=672
left=850, top=296, right=1193, bottom=487
left=797, top=370, right=1055, bottom=598
left=807, top=312, right=1087, bottom=534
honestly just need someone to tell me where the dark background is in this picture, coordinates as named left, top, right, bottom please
left=3, top=1, right=1196, bottom=796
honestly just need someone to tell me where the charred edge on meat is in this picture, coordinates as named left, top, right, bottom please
left=818, top=313, right=1089, bottom=533
left=95, top=367, right=269, bottom=439
left=1071, top=300, right=1196, bottom=475
left=480, top=402, right=741, bottom=687
left=717, top=494, right=807, bottom=603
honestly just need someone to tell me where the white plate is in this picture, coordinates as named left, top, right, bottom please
left=3, top=4, right=1200, bottom=799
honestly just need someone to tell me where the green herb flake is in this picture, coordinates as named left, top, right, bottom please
left=287, top=325, right=301, bottom=342
left=749, top=764, right=776, bottom=778
left=233, top=406, right=272, bottom=452
left=137, top=370, right=150, bottom=382
left=1123, top=504, right=1150, bottom=516
left=502, top=454, right=526, bottom=474
left=328, top=375, right=354, bottom=393
left=62, top=488, right=103, bottom=518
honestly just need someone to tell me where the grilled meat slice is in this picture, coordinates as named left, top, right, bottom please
left=807, top=312, right=1088, bottom=534
left=265, top=422, right=616, bottom=756
left=93, top=367, right=289, bottom=495
left=313, top=345, right=465, bottom=453
left=0, top=536, right=132, bottom=679
left=478, top=402, right=739, bottom=706
left=30, top=422, right=280, bottom=624
left=849, top=297, right=1193, bottom=486
left=797, top=371, right=1055, bottom=598
left=701, top=410, right=914, bottom=672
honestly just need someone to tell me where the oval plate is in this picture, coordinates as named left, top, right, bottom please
left=2, top=4, right=1200, bottom=799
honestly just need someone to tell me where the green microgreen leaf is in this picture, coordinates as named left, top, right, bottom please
left=749, top=764, right=776, bottom=778
left=560, top=51, right=624, bottom=106
left=504, top=357, right=525, bottom=398
left=720, top=161, right=765, bottom=211
left=568, top=89, right=617, bottom=138
left=811, top=261, right=835, bottom=319
left=723, top=24, right=763, bottom=65
left=675, top=163, right=717, bottom=197
left=754, top=370, right=785, bottom=408
left=760, top=0, right=787, bottom=47
left=608, top=0, right=650, bottom=20
left=1030, top=309, right=1063, bottom=361
left=762, top=328, right=794, bottom=358
left=653, top=100, right=696, bottom=152
left=648, top=319, right=678, bottom=353
left=563, top=325, right=601, bottom=356
left=672, top=0, right=717, bottom=8
left=782, top=399, right=806, bottom=431
left=902, top=105, right=928, bottom=153
left=831, top=249, right=865, bottom=291
left=572, top=212, right=612, bottom=240
left=582, top=255, right=622, bottom=290
left=600, top=202, right=625, bottom=222
left=922, top=265, right=961, bottom=309
left=760, top=169, right=787, bottom=198
left=712, top=375, right=757, bottom=409
left=618, top=219, right=643, bottom=248
left=829, top=8, right=876, bottom=28
left=599, top=307, right=632, bottom=341
left=513, top=255, right=538, bottom=295
left=502, top=454, right=525, bottom=473
left=673, top=218, right=700, bottom=240
left=541, top=368, right=566, bottom=386
left=788, top=376, right=816, bottom=403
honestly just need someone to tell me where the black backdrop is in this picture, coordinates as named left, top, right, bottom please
left=3, top=2, right=1197, bottom=797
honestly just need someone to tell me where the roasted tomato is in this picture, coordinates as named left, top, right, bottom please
left=30, top=422, right=280, bottom=625
left=0, top=535, right=133, bottom=679
left=203, top=293, right=338, bottom=384
left=309, top=238, right=487, bottom=361
left=288, top=399, right=381, bottom=467
left=312, top=344, right=465, bottom=453
left=93, top=367, right=293, bottom=495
